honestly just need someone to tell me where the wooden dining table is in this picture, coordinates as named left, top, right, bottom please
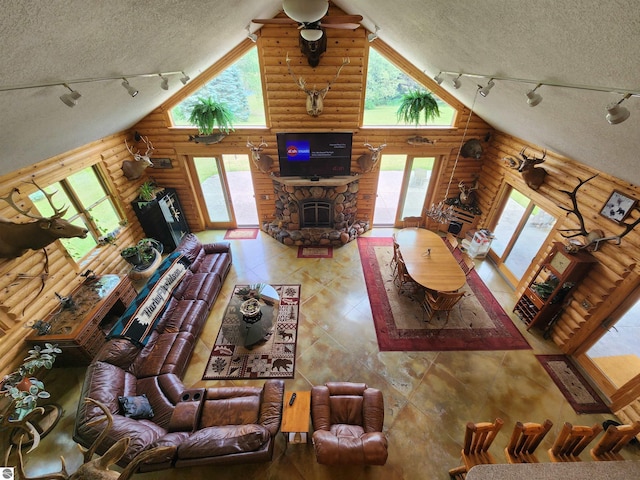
left=395, top=228, right=466, bottom=292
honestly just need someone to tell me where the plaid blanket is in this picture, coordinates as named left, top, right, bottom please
left=108, top=252, right=191, bottom=346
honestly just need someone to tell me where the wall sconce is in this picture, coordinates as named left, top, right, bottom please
left=180, top=71, right=190, bottom=85
left=246, top=25, right=258, bottom=42
left=368, top=25, right=380, bottom=42
left=158, top=74, right=169, bottom=91
left=526, top=83, right=543, bottom=107
left=59, top=83, right=81, bottom=107
left=121, top=78, right=138, bottom=97
left=452, top=74, right=462, bottom=89
left=606, top=93, right=631, bottom=125
left=479, top=78, right=495, bottom=97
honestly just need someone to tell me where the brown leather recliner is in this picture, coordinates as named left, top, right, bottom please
left=311, top=382, right=388, bottom=465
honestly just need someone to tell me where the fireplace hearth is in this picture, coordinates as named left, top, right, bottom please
left=263, top=176, right=369, bottom=246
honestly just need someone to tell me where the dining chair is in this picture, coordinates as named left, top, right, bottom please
left=547, top=421, right=603, bottom=462
left=590, top=420, right=640, bottom=461
left=458, top=252, right=475, bottom=276
left=390, top=237, right=401, bottom=277
left=422, top=289, right=466, bottom=322
left=448, top=418, right=504, bottom=479
left=402, top=216, right=422, bottom=228
left=504, top=419, right=553, bottom=463
left=394, top=257, right=419, bottom=296
left=444, top=233, right=459, bottom=252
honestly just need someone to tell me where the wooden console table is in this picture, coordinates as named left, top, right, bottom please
left=25, top=275, right=137, bottom=366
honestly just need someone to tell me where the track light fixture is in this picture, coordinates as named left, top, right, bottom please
left=526, top=83, right=543, bottom=107
left=478, top=78, right=495, bottom=97
left=606, top=93, right=631, bottom=125
left=59, top=83, right=81, bottom=108
left=435, top=70, right=639, bottom=124
left=434, top=72, right=444, bottom=85
left=367, top=25, right=380, bottom=42
left=121, top=78, right=138, bottom=97
left=159, top=74, right=169, bottom=91
left=180, top=71, right=190, bottom=85
left=246, top=25, right=258, bottom=42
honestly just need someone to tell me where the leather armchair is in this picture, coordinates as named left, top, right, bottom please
left=311, top=382, right=388, bottom=465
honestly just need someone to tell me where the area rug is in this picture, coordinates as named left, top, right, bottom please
left=223, top=228, right=259, bottom=240
left=357, top=236, right=531, bottom=351
left=297, top=246, right=333, bottom=258
left=536, top=355, right=610, bottom=414
left=202, top=284, right=300, bottom=380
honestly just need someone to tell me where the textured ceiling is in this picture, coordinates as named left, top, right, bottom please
left=1, top=1, right=639, bottom=184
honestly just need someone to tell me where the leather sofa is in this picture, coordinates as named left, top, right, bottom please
left=73, top=233, right=285, bottom=471
left=311, top=382, right=388, bottom=465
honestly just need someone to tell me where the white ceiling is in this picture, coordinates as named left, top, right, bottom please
left=1, top=1, right=639, bottom=184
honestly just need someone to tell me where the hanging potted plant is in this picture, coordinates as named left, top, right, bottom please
left=188, top=96, right=235, bottom=144
left=396, top=89, right=441, bottom=126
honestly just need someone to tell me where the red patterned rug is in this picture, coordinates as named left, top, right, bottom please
left=203, top=284, right=300, bottom=380
left=297, top=246, right=333, bottom=258
left=357, top=236, right=531, bottom=351
left=536, top=355, right=610, bottom=414
left=224, top=228, right=259, bottom=240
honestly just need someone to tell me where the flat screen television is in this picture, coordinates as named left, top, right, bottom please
left=276, top=132, right=353, bottom=178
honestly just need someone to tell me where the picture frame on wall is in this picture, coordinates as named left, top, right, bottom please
left=600, top=190, right=637, bottom=223
left=150, top=158, right=173, bottom=169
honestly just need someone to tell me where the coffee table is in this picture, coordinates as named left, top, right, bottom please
left=281, top=390, right=311, bottom=446
left=233, top=284, right=280, bottom=348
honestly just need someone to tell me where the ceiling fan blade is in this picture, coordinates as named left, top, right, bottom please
left=323, top=23, right=361, bottom=30
left=321, top=15, right=363, bottom=24
left=252, top=18, right=297, bottom=24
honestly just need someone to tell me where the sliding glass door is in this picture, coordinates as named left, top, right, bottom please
left=489, top=186, right=557, bottom=286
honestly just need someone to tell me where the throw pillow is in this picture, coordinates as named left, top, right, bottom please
left=118, top=394, right=154, bottom=419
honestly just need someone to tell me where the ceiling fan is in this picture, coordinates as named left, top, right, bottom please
left=252, top=0, right=363, bottom=42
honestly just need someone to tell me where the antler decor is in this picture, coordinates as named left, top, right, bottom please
left=286, top=53, right=349, bottom=117
left=557, top=175, right=640, bottom=251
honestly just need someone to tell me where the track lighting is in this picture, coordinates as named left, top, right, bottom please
left=526, top=83, right=543, bottom=107
left=479, top=78, right=495, bottom=97
left=180, top=71, right=190, bottom=85
left=368, top=25, right=380, bottom=42
left=434, top=72, right=443, bottom=85
left=121, top=78, right=138, bottom=97
left=59, top=83, right=81, bottom=107
left=606, top=93, right=631, bottom=125
left=246, top=25, right=258, bottom=42
left=159, top=74, right=169, bottom=90
left=452, top=74, right=462, bottom=89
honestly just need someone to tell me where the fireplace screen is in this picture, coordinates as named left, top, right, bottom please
left=301, top=200, right=333, bottom=228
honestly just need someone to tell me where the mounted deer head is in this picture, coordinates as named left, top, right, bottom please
left=246, top=139, right=274, bottom=174
left=12, top=398, right=171, bottom=480
left=357, top=143, right=386, bottom=173
left=505, top=147, right=548, bottom=190
left=458, top=179, right=479, bottom=206
left=0, top=180, right=88, bottom=258
left=557, top=174, right=640, bottom=251
left=122, top=136, right=154, bottom=180
left=286, top=54, right=349, bottom=117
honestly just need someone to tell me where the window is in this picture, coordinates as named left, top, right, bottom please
left=29, top=166, right=123, bottom=261
left=170, top=47, right=266, bottom=128
left=363, top=48, right=455, bottom=127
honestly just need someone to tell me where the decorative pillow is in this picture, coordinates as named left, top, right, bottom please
left=118, top=394, right=154, bottom=419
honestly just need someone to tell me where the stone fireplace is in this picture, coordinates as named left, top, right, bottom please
left=263, top=176, right=369, bottom=246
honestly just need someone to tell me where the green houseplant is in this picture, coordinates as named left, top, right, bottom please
left=2, top=343, right=61, bottom=421
left=188, top=97, right=235, bottom=144
left=138, top=180, right=157, bottom=202
left=120, top=238, right=162, bottom=268
left=396, top=89, right=441, bottom=126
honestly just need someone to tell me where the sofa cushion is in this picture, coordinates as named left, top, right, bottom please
left=131, top=332, right=195, bottom=378
left=180, top=273, right=221, bottom=308
left=119, top=394, right=154, bottom=419
left=198, top=252, right=231, bottom=278
left=157, top=299, right=209, bottom=336
left=175, top=233, right=204, bottom=264
left=177, top=424, right=270, bottom=459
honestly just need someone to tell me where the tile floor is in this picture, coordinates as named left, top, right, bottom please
left=7, top=228, right=640, bottom=479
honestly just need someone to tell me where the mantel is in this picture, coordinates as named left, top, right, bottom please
left=272, top=176, right=357, bottom=187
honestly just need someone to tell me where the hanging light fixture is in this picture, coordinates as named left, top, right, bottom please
left=158, top=74, right=169, bottom=90
left=121, top=78, right=138, bottom=97
left=606, top=93, right=631, bottom=125
left=59, top=83, right=81, bottom=107
left=300, top=28, right=323, bottom=41
left=434, top=72, right=444, bottom=85
left=426, top=87, right=480, bottom=224
left=283, top=0, right=328, bottom=23
left=452, top=74, right=462, bottom=89
left=478, top=78, right=495, bottom=97
left=526, top=83, right=543, bottom=107
left=180, top=71, right=190, bottom=85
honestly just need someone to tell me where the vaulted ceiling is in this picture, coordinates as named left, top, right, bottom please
left=1, top=1, right=638, bottom=184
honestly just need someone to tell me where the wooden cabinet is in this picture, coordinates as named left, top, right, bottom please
left=132, top=188, right=190, bottom=252
left=514, top=242, right=596, bottom=332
